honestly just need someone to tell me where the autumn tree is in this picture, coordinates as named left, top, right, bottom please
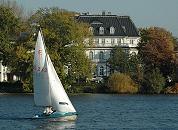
left=108, top=72, right=138, bottom=94
left=139, top=27, right=176, bottom=80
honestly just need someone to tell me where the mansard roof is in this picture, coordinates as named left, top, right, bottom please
left=76, top=14, right=139, bottom=37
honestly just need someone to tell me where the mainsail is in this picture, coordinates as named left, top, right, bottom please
left=33, top=31, right=76, bottom=113
left=33, top=31, right=51, bottom=106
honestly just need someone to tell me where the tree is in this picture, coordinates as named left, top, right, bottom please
left=108, top=46, right=143, bottom=83
left=0, top=2, right=35, bottom=91
left=0, top=0, right=24, bottom=18
left=29, top=8, right=93, bottom=89
left=108, top=47, right=129, bottom=73
left=9, top=37, right=35, bottom=91
left=141, top=68, right=165, bottom=94
left=0, top=5, right=20, bottom=65
left=139, top=27, right=176, bottom=79
left=128, top=54, right=144, bottom=82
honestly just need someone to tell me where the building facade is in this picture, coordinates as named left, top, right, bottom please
left=0, top=60, right=8, bottom=82
left=0, top=61, right=19, bottom=82
left=76, top=12, right=140, bottom=79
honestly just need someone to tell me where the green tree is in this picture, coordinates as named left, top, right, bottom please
left=9, top=36, right=35, bottom=91
left=29, top=8, right=93, bottom=89
left=109, top=47, right=129, bottom=73
left=0, top=2, right=35, bottom=91
left=0, top=4, right=19, bottom=64
left=141, top=68, right=165, bottom=94
left=128, top=54, right=144, bottom=82
left=108, top=46, right=143, bottom=83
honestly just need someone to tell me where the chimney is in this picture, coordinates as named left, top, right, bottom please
left=102, top=11, right=106, bottom=15
left=82, top=12, right=88, bottom=15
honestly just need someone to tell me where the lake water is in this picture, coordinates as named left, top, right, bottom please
left=0, top=94, right=178, bottom=130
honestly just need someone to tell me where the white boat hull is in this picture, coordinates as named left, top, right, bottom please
left=33, top=112, right=77, bottom=121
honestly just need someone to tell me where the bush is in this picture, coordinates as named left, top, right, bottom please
left=141, top=68, right=165, bottom=94
left=108, top=72, right=138, bottom=94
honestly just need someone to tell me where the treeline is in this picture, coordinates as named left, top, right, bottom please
left=107, top=27, right=177, bottom=94
left=0, top=1, right=93, bottom=92
left=0, top=1, right=177, bottom=94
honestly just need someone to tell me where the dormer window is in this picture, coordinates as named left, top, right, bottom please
left=99, top=27, right=104, bottom=35
left=110, top=27, right=115, bottom=34
left=122, top=26, right=126, bottom=33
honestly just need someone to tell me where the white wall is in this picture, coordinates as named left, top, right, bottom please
left=0, top=61, right=3, bottom=82
left=85, top=36, right=140, bottom=77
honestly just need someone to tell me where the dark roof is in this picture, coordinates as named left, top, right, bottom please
left=76, top=14, right=139, bottom=37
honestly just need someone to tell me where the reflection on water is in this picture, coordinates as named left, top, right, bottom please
left=35, top=121, right=76, bottom=130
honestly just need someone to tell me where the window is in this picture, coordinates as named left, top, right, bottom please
left=101, top=38, right=105, bottom=44
left=117, top=38, right=121, bottom=43
left=111, top=39, right=115, bottom=44
left=95, top=38, right=99, bottom=43
left=110, top=27, right=115, bottom=34
left=121, top=38, right=124, bottom=43
left=130, top=39, right=134, bottom=44
left=122, top=26, right=126, bottom=33
left=99, top=51, right=104, bottom=60
left=89, top=27, right=94, bottom=34
left=99, top=66, right=104, bottom=76
left=99, top=27, right=104, bottom=35
left=89, top=51, right=94, bottom=60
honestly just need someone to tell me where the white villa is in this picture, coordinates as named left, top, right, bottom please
left=76, top=12, right=140, bottom=79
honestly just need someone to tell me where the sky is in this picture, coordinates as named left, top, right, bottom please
left=13, top=0, right=178, bottom=37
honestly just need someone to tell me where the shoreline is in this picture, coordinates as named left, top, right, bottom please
left=1, top=92, right=178, bottom=96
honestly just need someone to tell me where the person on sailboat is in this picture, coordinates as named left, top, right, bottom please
left=43, top=106, right=54, bottom=115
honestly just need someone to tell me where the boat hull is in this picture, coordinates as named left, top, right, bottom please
left=33, top=112, right=77, bottom=121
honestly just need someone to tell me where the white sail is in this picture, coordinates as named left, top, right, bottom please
left=46, top=54, right=76, bottom=113
left=33, top=31, right=76, bottom=113
left=33, top=31, right=51, bottom=106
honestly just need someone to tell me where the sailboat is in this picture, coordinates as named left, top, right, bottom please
left=33, top=30, right=77, bottom=121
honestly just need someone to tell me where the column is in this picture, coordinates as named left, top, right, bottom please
left=4, top=67, right=7, bottom=81
left=0, top=60, right=3, bottom=82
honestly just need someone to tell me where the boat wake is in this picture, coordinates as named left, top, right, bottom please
left=0, top=116, right=47, bottom=120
